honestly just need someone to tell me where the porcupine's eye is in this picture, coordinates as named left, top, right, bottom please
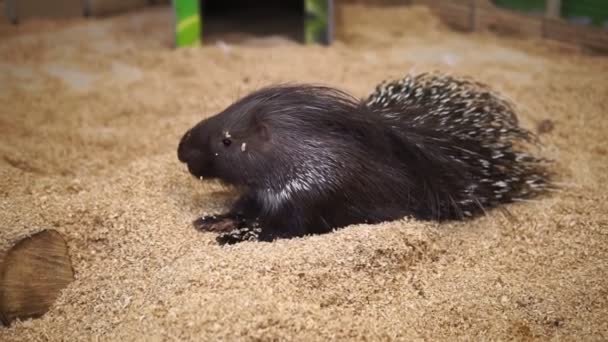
left=222, top=138, right=232, bottom=147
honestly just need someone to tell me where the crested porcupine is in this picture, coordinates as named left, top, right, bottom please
left=177, top=72, right=551, bottom=244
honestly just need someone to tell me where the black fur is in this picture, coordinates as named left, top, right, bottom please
left=178, top=74, right=550, bottom=244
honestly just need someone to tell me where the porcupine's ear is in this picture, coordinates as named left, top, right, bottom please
left=257, top=122, right=271, bottom=141
left=242, top=117, right=272, bottom=152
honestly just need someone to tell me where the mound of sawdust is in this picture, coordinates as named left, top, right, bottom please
left=1, top=4, right=607, bottom=341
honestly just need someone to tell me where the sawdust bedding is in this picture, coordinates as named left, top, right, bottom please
left=1, top=4, right=607, bottom=341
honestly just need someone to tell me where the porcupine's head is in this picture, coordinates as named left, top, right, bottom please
left=178, top=84, right=369, bottom=189
left=177, top=96, right=271, bottom=187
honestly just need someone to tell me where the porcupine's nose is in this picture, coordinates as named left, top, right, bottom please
left=177, top=130, right=197, bottom=163
left=178, top=146, right=200, bottom=164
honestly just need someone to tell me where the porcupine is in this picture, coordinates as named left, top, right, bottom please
left=177, top=72, right=550, bottom=244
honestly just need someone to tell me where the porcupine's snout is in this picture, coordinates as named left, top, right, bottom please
left=177, top=129, right=204, bottom=176
left=177, top=125, right=217, bottom=180
left=177, top=129, right=197, bottom=163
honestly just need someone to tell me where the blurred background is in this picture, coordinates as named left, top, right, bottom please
left=1, top=1, right=607, bottom=48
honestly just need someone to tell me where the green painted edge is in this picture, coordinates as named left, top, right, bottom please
left=173, top=0, right=201, bottom=47
left=305, top=0, right=333, bottom=45
left=493, top=0, right=608, bottom=27
left=562, top=0, right=608, bottom=27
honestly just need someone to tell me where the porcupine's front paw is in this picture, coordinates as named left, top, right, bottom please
left=193, top=213, right=245, bottom=233
left=216, top=220, right=264, bottom=245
